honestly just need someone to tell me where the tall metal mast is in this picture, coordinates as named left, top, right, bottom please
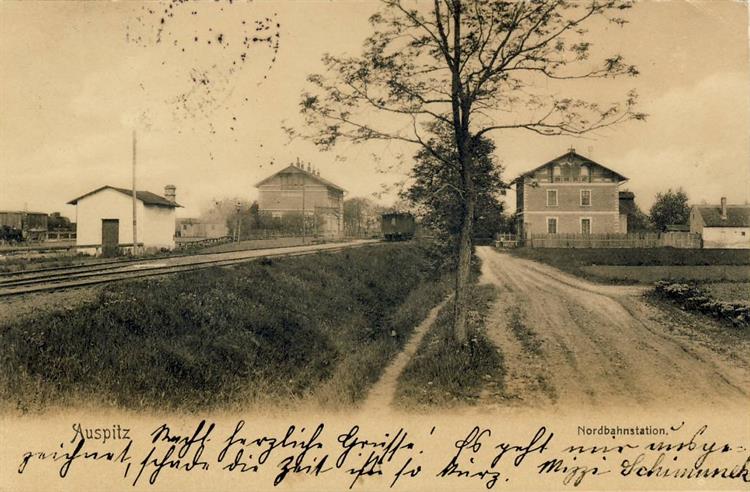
left=132, top=129, right=138, bottom=256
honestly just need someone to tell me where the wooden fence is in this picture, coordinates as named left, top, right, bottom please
left=525, top=232, right=701, bottom=249
left=175, top=236, right=233, bottom=250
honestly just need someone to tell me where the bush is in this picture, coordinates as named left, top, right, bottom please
left=653, top=281, right=750, bottom=328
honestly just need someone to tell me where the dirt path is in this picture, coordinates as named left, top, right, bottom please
left=477, top=246, right=750, bottom=411
left=361, top=298, right=449, bottom=412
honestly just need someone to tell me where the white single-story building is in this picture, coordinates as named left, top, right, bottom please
left=690, top=198, right=750, bottom=249
left=67, top=185, right=181, bottom=255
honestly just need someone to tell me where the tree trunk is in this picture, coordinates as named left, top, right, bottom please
left=453, top=187, right=474, bottom=344
left=453, top=136, right=475, bottom=344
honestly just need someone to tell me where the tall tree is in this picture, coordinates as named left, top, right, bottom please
left=403, top=123, right=506, bottom=244
left=297, top=0, right=645, bottom=342
left=650, top=188, right=690, bottom=232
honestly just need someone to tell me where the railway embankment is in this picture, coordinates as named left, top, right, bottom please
left=0, top=242, right=449, bottom=413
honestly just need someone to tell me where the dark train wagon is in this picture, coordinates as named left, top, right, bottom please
left=381, top=212, right=416, bottom=241
left=0, top=211, right=48, bottom=242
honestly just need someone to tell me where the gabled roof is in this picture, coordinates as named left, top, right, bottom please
left=517, top=150, right=628, bottom=182
left=254, top=164, right=345, bottom=192
left=67, top=185, right=181, bottom=207
left=693, top=204, right=750, bottom=228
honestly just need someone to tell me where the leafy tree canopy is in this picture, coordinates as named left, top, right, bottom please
left=650, top=188, right=690, bottom=232
left=402, top=123, right=506, bottom=241
left=295, top=0, right=646, bottom=341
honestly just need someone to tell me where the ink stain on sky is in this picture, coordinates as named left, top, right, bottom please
left=126, top=0, right=280, bottom=161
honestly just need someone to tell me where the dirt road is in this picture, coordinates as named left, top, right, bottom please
left=477, top=246, right=750, bottom=410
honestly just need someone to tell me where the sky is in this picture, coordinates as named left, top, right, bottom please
left=1, top=0, right=749, bottom=219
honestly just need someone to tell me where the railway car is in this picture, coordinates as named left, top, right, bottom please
left=381, top=212, right=416, bottom=241
left=0, top=211, right=48, bottom=242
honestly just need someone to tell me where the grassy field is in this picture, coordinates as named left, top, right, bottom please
left=510, top=248, right=750, bottom=284
left=393, top=284, right=504, bottom=409
left=0, top=242, right=450, bottom=412
left=579, top=265, right=750, bottom=284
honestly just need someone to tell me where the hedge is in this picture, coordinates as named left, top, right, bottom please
left=653, top=281, right=750, bottom=328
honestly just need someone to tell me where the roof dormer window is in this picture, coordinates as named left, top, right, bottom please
left=580, top=164, right=590, bottom=182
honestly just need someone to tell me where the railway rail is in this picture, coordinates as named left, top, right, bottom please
left=0, top=240, right=380, bottom=298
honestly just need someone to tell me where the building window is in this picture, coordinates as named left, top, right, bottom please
left=552, top=165, right=561, bottom=182
left=580, top=165, right=589, bottom=182
left=580, top=190, right=591, bottom=206
left=581, top=218, right=591, bottom=235
left=547, top=189, right=558, bottom=207
left=561, top=164, right=572, bottom=182
left=547, top=217, right=557, bottom=234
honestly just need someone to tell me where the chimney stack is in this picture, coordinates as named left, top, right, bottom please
left=721, top=197, right=727, bottom=220
left=165, top=185, right=176, bottom=204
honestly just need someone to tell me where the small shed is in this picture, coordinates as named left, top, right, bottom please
left=690, top=198, right=750, bottom=249
left=68, top=185, right=181, bottom=254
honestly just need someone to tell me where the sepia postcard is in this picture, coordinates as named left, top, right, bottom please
left=1, top=0, right=749, bottom=490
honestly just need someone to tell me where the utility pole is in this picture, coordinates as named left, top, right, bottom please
left=301, top=176, right=306, bottom=245
left=235, top=201, right=242, bottom=242
left=132, top=129, right=138, bottom=256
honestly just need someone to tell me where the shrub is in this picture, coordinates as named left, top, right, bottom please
left=653, top=281, right=749, bottom=328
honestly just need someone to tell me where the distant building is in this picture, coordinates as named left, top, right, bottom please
left=255, top=160, right=345, bottom=238
left=176, top=218, right=228, bottom=239
left=690, top=198, right=750, bottom=249
left=67, top=185, right=181, bottom=254
left=0, top=211, right=48, bottom=241
left=515, top=149, right=629, bottom=237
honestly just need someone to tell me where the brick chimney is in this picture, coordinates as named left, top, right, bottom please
left=164, top=185, right=176, bottom=204
left=720, top=197, right=727, bottom=220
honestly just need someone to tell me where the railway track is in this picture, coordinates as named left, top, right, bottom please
left=0, top=240, right=380, bottom=298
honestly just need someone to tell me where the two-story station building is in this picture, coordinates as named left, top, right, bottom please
left=515, top=149, right=629, bottom=238
left=255, top=160, right=345, bottom=238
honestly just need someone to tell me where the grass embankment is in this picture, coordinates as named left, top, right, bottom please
left=0, top=243, right=450, bottom=413
left=510, top=248, right=750, bottom=284
left=394, top=284, right=504, bottom=409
